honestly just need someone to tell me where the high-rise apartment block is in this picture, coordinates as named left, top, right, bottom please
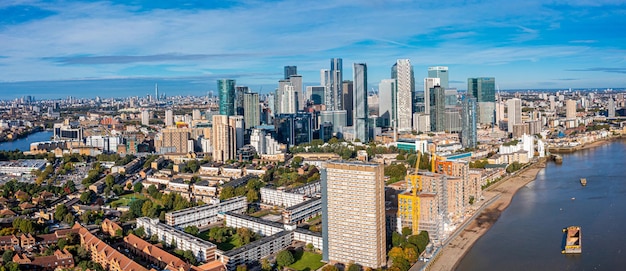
left=211, top=115, right=237, bottom=162
left=218, top=79, right=236, bottom=116
left=322, top=161, right=386, bottom=268
left=141, top=110, right=150, bottom=126
left=394, top=59, right=415, bottom=132
left=566, top=99, right=577, bottom=119
left=507, top=98, right=522, bottom=133
left=428, top=66, right=449, bottom=89
left=461, top=97, right=477, bottom=148
left=329, top=58, right=343, bottom=111
left=165, top=109, right=173, bottom=127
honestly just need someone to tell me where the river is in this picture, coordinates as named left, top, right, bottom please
left=457, top=139, right=626, bottom=270
left=0, top=131, right=54, bottom=152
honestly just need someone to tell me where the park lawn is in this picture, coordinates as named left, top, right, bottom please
left=289, top=251, right=324, bottom=271
left=110, top=193, right=148, bottom=207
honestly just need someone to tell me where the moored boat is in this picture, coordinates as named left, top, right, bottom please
left=580, top=178, right=587, bottom=186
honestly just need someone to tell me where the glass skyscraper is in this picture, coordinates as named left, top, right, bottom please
left=284, top=66, right=297, bottom=79
left=428, top=66, right=449, bottom=89
left=218, top=79, right=236, bottom=116
left=353, top=63, right=368, bottom=143
left=461, top=97, right=477, bottom=148
left=467, top=77, right=495, bottom=102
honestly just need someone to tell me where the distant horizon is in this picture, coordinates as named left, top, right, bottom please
left=1, top=76, right=624, bottom=101
left=1, top=1, right=626, bottom=100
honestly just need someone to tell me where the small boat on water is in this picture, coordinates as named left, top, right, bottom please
left=562, top=226, right=582, bottom=254
left=580, top=178, right=587, bottom=186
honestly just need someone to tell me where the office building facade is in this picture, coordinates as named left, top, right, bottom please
left=379, top=79, right=397, bottom=128
left=428, top=66, right=449, bottom=89
left=461, top=97, right=477, bottom=148
left=243, top=92, right=260, bottom=130
left=394, top=59, right=414, bottom=132
left=507, top=98, right=522, bottom=133
left=429, top=86, right=446, bottom=132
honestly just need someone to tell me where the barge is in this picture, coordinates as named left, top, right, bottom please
left=562, top=226, right=582, bottom=254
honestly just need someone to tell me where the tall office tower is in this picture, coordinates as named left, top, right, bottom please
left=320, top=110, right=347, bottom=134
left=235, top=86, right=249, bottom=116
left=342, top=80, right=354, bottom=126
left=308, top=86, right=325, bottom=105
left=379, top=79, right=397, bottom=128
left=141, top=110, right=150, bottom=126
left=566, top=99, right=577, bottom=119
left=284, top=66, right=297, bottom=79
left=164, top=109, right=174, bottom=127
left=495, top=101, right=505, bottom=124
left=218, top=79, right=236, bottom=116
left=608, top=97, right=616, bottom=118
left=429, top=86, right=446, bottom=132
left=275, top=113, right=313, bottom=147
left=243, top=92, right=260, bottom=129
left=507, top=98, right=522, bottom=133
left=192, top=109, right=201, bottom=120
left=549, top=95, right=556, bottom=111
left=280, top=84, right=298, bottom=114
left=423, top=77, right=441, bottom=114
left=353, top=63, right=369, bottom=143
left=394, top=59, right=415, bottom=132
left=289, top=75, right=303, bottom=110
left=230, top=115, right=244, bottom=149
left=321, top=69, right=330, bottom=109
left=443, top=108, right=462, bottom=132
left=467, top=77, right=496, bottom=102
left=155, top=83, right=159, bottom=102
left=428, top=66, right=449, bottom=89
left=461, top=97, right=477, bottom=148
left=212, top=115, right=236, bottom=162
left=322, top=161, right=386, bottom=268
left=330, top=58, right=343, bottom=111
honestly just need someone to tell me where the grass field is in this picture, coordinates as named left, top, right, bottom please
left=289, top=251, right=324, bottom=271
left=110, top=193, right=147, bottom=207
left=196, top=231, right=241, bottom=251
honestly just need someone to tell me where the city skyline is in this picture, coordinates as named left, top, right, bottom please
left=1, top=0, right=626, bottom=99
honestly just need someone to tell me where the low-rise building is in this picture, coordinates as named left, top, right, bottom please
left=13, top=249, right=74, bottom=271
left=165, top=196, right=247, bottom=228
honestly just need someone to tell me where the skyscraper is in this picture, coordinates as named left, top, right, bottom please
left=566, top=99, right=577, bottom=119
left=379, top=79, right=397, bottom=128
left=279, top=84, right=297, bottom=114
left=394, top=59, right=415, bottom=132
left=141, top=110, right=150, bottom=126
left=284, top=66, right=297, bottom=79
left=353, top=63, right=368, bottom=143
left=467, top=77, right=496, bottom=102
left=507, top=98, right=522, bottom=133
left=289, top=75, right=303, bottom=111
left=212, top=115, right=236, bottom=162
left=155, top=83, right=159, bottom=102
left=218, top=79, right=236, bottom=116
left=608, top=97, right=616, bottom=118
left=430, top=86, right=446, bottom=132
left=308, top=86, right=325, bottom=105
left=461, top=97, right=477, bottom=148
left=342, top=80, right=354, bottom=126
left=329, top=58, right=343, bottom=111
left=322, top=161, right=386, bottom=268
left=428, top=66, right=449, bottom=89
left=165, top=109, right=173, bottom=127
left=424, top=77, right=441, bottom=114
left=468, top=77, right=496, bottom=125
left=243, top=92, right=260, bottom=130
left=235, top=86, right=249, bottom=116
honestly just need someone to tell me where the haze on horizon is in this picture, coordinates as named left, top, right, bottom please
left=1, top=0, right=625, bottom=99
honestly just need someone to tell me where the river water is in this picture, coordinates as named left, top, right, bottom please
left=0, top=131, right=53, bottom=152
left=457, top=139, right=626, bottom=270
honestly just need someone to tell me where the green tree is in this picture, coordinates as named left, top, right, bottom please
left=347, top=263, right=363, bottom=271
left=322, top=265, right=339, bottom=271
left=401, top=226, right=412, bottom=237
left=261, top=258, right=272, bottom=271
left=236, top=265, right=247, bottom=271
left=388, top=247, right=405, bottom=261
left=80, top=190, right=93, bottom=204
left=54, top=204, right=69, bottom=222
left=57, top=237, right=68, bottom=250
left=133, top=182, right=143, bottom=193
left=220, top=186, right=235, bottom=200
left=64, top=213, right=75, bottom=225
left=183, top=226, right=199, bottom=236
left=392, top=257, right=411, bottom=271
left=276, top=250, right=295, bottom=268
left=141, top=201, right=157, bottom=218
left=105, top=175, right=115, bottom=188
left=134, top=227, right=145, bottom=237
left=2, top=250, right=14, bottom=263
left=246, top=188, right=259, bottom=203
left=112, top=184, right=124, bottom=196
left=129, top=199, right=146, bottom=218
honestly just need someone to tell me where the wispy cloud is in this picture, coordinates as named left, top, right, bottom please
left=44, top=53, right=261, bottom=65
left=567, top=67, right=626, bottom=74
left=569, top=40, right=598, bottom=44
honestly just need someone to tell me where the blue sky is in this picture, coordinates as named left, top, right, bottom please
left=0, top=0, right=625, bottom=99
